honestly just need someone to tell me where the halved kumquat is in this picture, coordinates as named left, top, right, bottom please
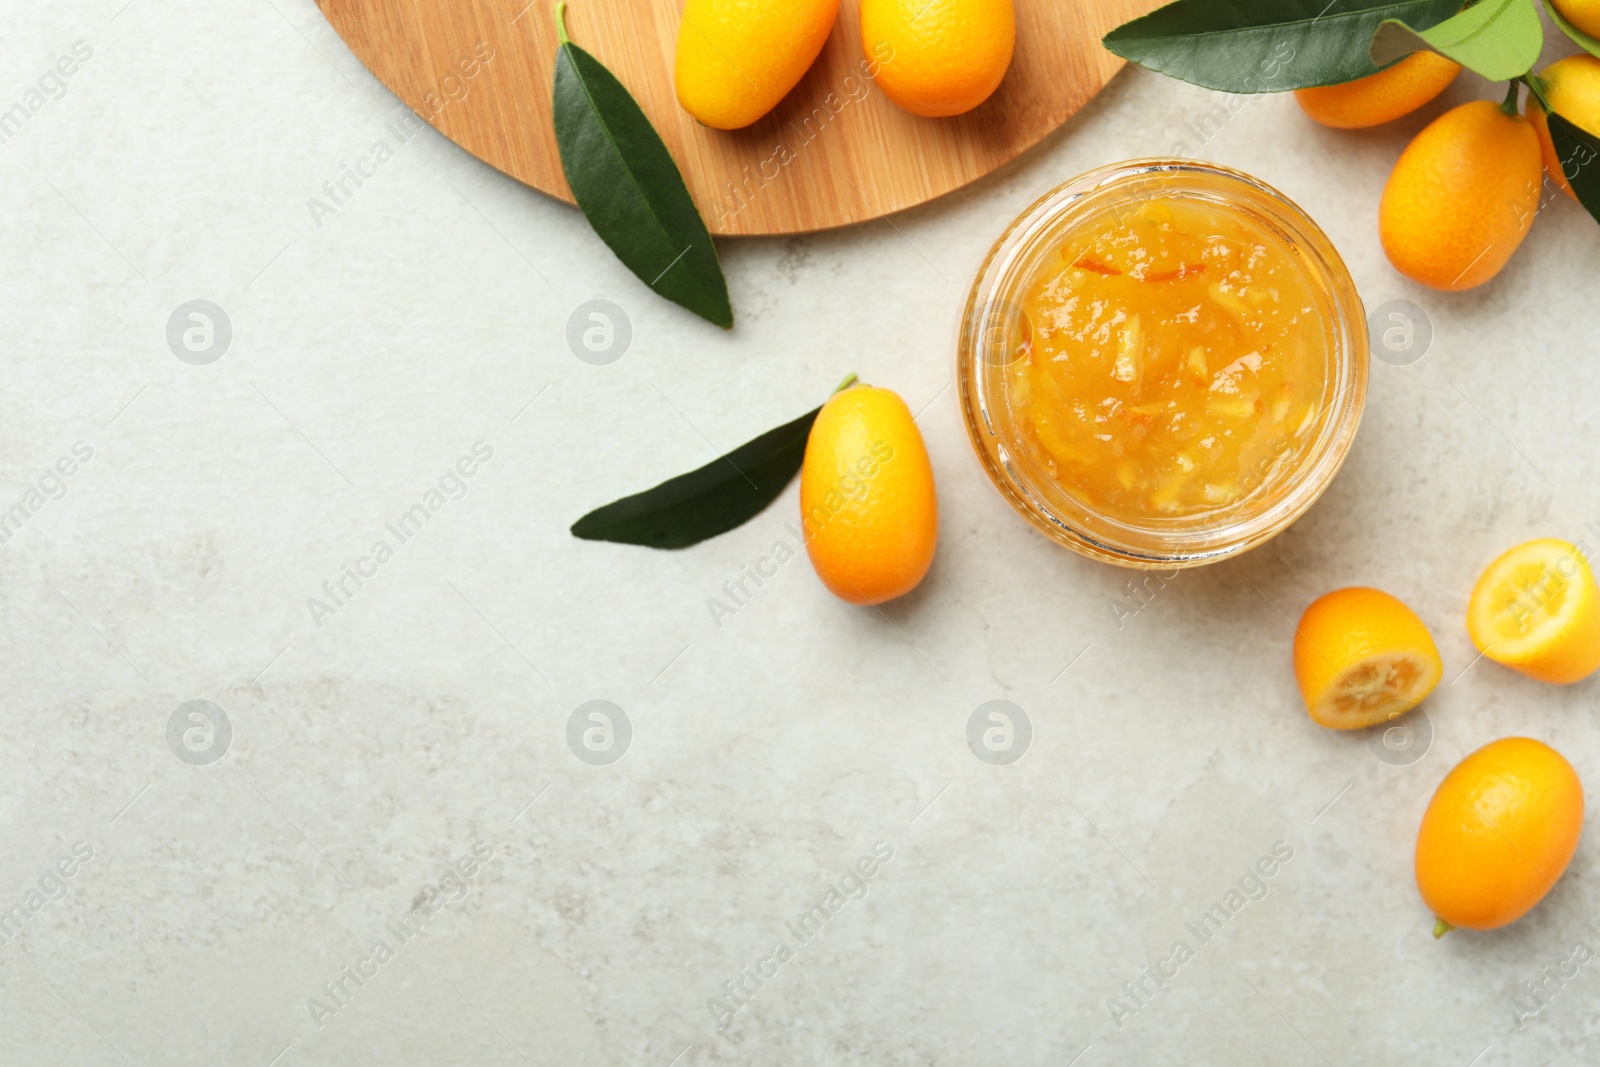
left=1294, top=587, right=1443, bottom=730
left=1467, top=538, right=1600, bottom=685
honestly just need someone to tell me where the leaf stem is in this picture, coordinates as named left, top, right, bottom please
left=1501, top=79, right=1520, bottom=117
left=1522, top=72, right=1552, bottom=114
left=554, top=0, right=570, bottom=44
left=832, top=373, right=860, bottom=394
left=1432, top=917, right=1455, bottom=939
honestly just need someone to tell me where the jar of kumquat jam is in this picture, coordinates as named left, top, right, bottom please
left=958, top=161, right=1368, bottom=567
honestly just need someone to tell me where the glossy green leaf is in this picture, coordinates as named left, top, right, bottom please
left=1102, top=0, right=1461, bottom=92
left=572, top=406, right=818, bottom=549
left=1546, top=110, right=1600, bottom=225
left=1542, top=0, right=1600, bottom=60
left=551, top=4, right=732, bottom=328
left=1371, top=0, right=1542, bottom=81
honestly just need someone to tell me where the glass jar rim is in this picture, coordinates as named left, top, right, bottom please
left=957, top=159, right=1369, bottom=568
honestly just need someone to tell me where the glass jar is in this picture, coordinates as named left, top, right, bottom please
left=957, top=160, right=1369, bottom=569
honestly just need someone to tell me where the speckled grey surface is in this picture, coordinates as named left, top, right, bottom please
left=4, top=1, right=1600, bottom=1064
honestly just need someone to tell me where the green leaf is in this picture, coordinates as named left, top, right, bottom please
left=1542, top=0, right=1600, bottom=59
left=1371, top=0, right=1542, bottom=81
left=572, top=406, right=819, bottom=549
left=1102, top=0, right=1461, bottom=92
left=551, top=3, right=732, bottom=329
left=1546, top=110, right=1600, bottom=224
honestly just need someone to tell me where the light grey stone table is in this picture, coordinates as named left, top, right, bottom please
left=4, top=2, right=1599, bottom=1064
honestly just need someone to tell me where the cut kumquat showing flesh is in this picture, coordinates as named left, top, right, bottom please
left=1467, top=539, right=1600, bottom=685
left=1293, top=587, right=1443, bottom=730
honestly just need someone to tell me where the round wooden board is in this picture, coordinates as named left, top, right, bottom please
left=316, top=0, right=1160, bottom=236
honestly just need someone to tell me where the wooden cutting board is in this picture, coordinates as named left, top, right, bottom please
left=317, top=0, right=1160, bottom=236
